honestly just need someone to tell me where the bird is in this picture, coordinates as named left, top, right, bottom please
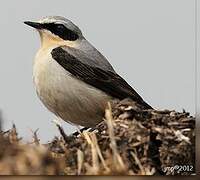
left=24, top=16, right=152, bottom=127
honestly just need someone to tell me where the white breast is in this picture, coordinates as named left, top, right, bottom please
left=33, top=47, right=111, bottom=127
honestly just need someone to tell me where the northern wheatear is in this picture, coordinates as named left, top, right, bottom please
left=24, top=16, right=152, bottom=127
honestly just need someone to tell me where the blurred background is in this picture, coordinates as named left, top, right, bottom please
left=0, top=0, right=198, bottom=142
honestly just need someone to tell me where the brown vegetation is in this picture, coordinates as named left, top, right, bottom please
left=0, top=99, right=195, bottom=175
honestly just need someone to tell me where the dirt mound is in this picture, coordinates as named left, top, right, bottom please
left=0, top=99, right=195, bottom=175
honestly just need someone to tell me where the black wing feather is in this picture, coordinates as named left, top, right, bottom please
left=51, top=47, right=152, bottom=109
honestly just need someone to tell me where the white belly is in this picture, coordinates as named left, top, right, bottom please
left=33, top=47, right=111, bottom=127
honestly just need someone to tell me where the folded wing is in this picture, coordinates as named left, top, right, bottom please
left=51, top=46, right=152, bottom=109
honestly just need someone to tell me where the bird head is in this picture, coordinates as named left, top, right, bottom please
left=24, top=16, right=83, bottom=47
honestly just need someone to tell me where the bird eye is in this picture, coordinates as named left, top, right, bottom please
left=55, top=24, right=65, bottom=33
left=44, top=23, right=79, bottom=41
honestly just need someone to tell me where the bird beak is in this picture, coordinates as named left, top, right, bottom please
left=24, top=21, right=43, bottom=29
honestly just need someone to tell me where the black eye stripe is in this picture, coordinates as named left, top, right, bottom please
left=42, top=23, right=79, bottom=41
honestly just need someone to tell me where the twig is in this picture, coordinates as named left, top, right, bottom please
left=105, top=102, right=126, bottom=173
left=30, top=128, right=40, bottom=145
left=83, top=131, right=99, bottom=174
left=90, top=133, right=110, bottom=172
left=77, top=149, right=84, bottom=175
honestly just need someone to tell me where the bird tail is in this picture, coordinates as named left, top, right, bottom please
left=141, top=100, right=153, bottom=109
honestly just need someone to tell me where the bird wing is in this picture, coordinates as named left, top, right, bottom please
left=51, top=46, right=152, bottom=109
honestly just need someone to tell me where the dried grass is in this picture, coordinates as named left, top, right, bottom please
left=0, top=99, right=195, bottom=175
